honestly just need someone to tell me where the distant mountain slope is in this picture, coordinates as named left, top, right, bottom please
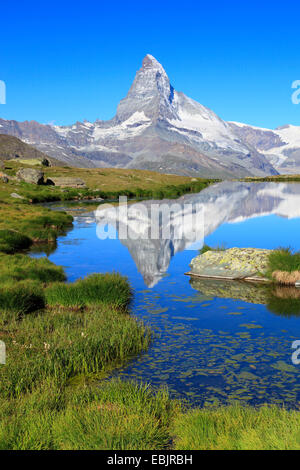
left=229, top=122, right=300, bottom=175
left=0, top=55, right=281, bottom=177
left=0, top=134, right=59, bottom=165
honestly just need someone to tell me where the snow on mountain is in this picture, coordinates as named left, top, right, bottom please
left=169, top=93, right=249, bottom=153
left=229, top=122, right=300, bottom=173
left=0, top=55, right=282, bottom=177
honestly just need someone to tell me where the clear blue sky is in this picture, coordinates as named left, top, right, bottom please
left=1, top=1, right=300, bottom=128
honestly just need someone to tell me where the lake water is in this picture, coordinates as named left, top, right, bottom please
left=34, top=182, right=300, bottom=408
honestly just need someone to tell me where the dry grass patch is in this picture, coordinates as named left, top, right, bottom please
left=272, top=270, right=300, bottom=285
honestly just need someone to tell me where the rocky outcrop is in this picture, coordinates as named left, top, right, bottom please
left=16, top=168, right=44, bottom=185
left=47, top=177, right=86, bottom=188
left=189, top=248, right=271, bottom=281
left=10, top=192, right=25, bottom=199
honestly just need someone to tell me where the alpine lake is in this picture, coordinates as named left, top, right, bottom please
left=31, top=181, right=300, bottom=408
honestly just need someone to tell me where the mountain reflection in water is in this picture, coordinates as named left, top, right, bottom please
left=94, top=181, right=300, bottom=287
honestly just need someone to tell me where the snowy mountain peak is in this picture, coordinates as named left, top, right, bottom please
left=116, top=55, right=177, bottom=122
left=142, top=54, right=165, bottom=71
left=0, top=55, right=281, bottom=177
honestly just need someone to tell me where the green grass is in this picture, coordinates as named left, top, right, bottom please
left=172, top=405, right=300, bottom=450
left=2, top=380, right=300, bottom=449
left=17, top=180, right=216, bottom=204
left=0, top=229, right=32, bottom=253
left=0, top=202, right=73, bottom=250
left=45, top=273, right=133, bottom=309
left=243, top=175, right=300, bottom=182
left=0, top=254, right=65, bottom=316
left=19, top=210, right=73, bottom=242
left=0, top=380, right=179, bottom=450
left=0, top=294, right=150, bottom=398
left=0, top=253, right=65, bottom=283
left=267, top=247, right=300, bottom=275
left=0, top=280, right=45, bottom=316
left=0, top=253, right=148, bottom=398
left=199, top=243, right=226, bottom=255
left=2, top=162, right=218, bottom=204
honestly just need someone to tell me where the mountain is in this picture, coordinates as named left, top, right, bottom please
left=229, top=122, right=300, bottom=174
left=0, top=134, right=58, bottom=165
left=0, top=55, right=289, bottom=177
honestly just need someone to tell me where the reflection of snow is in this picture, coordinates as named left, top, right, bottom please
left=94, top=182, right=300, bottom=287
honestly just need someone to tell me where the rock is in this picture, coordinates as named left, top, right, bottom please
left=41, top=158, right=50, bottom=167
left=189, top=248, right=272, bottom=280
left=11, top=192, right=25, bottom=200
left=47, top=177, right=86, bottom=188
left=0, top=172, right=9, bottom=183
left=16, top=168, right=44, bottom=185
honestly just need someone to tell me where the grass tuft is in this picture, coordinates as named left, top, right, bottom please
left=0, top=280, right=45, bottom=315
left=0, top=230, right=32, bottom=254
left=199, top=243, right=226, bottom=255
left=267, top=248, right=300, bottom=285
left=0, top=253, right=65, bottom=284
left=45, top=273, right=132, bottom=309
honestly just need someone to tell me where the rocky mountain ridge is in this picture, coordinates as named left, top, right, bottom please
left=0, top=55, right=298, bottom=177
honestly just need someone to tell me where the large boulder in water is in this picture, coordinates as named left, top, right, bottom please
left=16, top=168, right=44, bottom=185
left=189, top=248, right=272, bottom=280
